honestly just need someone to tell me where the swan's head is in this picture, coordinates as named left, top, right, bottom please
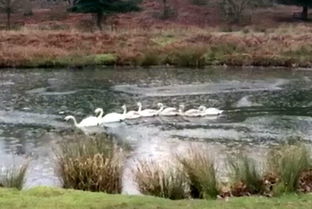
left=157, top=103, right=164, bottom=108
left=94, top=108, right=103, bottom=115
left=137, top=102, right=142, bottom=107
left=179, top=104, right=185, bottom=111
left=64, top=115, right=74, bottom=121
left=198, top=105, right=206, bottom=111
left=121, top=104, right=127, bottom=111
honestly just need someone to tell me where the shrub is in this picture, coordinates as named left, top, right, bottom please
left=0, top=163, right=28, bottom=190
left=167, top=45, right=207, bottom=68
left=191, top=0, right=209, bottom=6
left=56, top=134, right=123, bottom=193
left=138, top=49, right=162, bottom=66
left=269, top=144, right=311, bottom=195
left=228, top=154, right=263, bottom=196
left=135, top=160, right=189, bottom=200
left=220, top=0, right=252, bottom=24
left=178, top=148, right=219, bottom=199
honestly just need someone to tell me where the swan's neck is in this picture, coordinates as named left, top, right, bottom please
left=123, top=106, right=127, bottom=115
left=179, top=107, right=184, bottom=114
left=69, top=116, right=79, bottom=127
left=157, top=106, right=164, bottom=114
left=97, top=109, right=104, bottom=118
left=138, top=104, right=142, bottom=112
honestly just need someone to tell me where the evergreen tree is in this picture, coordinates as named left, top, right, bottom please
left=278, top=0, right=312, bottom=20
left=70, top=0, right=140, bottom=30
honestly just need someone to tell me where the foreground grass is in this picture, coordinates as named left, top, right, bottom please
left=1, top=187, right=312, bottom=209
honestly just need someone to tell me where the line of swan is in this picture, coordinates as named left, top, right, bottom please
left=65, top=103, right=223, bottom=128
left=137, top=102, right=163, bottom=117
left=65, top=108, right=103, bottom=128
left=122, top=104, right=141, bottom=120
left=200, top=106, right=223, bottom=116
left=158, top=103, right=179, bottom=116
left=97, top=107, right=125, bottom=125
left=178, top=104, right=206, bottom=117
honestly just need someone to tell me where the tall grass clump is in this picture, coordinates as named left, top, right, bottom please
left=269, top=144, right=311, bottom=195
left=167, top=45, right=207, bottom=68
left=56, top=134, right=123, bottom=193
left=135, top=161, right=190, bottom=200
left=0, top=163, right=28, bottom=190
left=228, top=154, right=263, bottom=196
left=178, top=148, right=219, bottom=199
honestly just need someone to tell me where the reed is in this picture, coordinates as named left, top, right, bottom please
left=228, top=154, right=263, bottom=196
left=268, top=144, right=311, bottom=195
left=0, top=163, right=28, bottom=190
left=178, top=147, right=219, bottom=199
left=56, top=134, right=123, bottom=193
left=135, top=160, right=190, bottom=200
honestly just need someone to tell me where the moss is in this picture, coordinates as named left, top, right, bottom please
left=92, top=54, right=117, bottom=65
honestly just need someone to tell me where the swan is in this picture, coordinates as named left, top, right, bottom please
left=179, top=104, right=205, bottom=117
left=158, top=103, right=179, bottom=116
left=137, top=102, right=164, bottom=117
left=122, top=104, right=141, bottom=120
left=200, top=106, right=223, bottom=116
left=65, top=108, right=103, bottom=128
left=97, top=106, right=125, bottom=125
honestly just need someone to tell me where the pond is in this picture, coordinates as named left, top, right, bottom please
left=1, top=66, right=312, bottom=192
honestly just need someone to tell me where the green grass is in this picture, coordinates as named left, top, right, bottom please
left=1, top=187, right=312, bottom=209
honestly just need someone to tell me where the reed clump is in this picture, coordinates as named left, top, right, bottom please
left=269, top=144, right=311, bottom=195
left=135, top=160, right=190, bottom=200
left=57, top=134, right=123, bottom=193
left=178, top=148, right=219, bottom=199
left=228, top=154, right=263, bottom=196
left=0, top=163, right=28, bottom=190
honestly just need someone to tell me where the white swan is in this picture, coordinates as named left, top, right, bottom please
left=200, top=106, right=223, bottom=116
left=137, top=102, right=164, bottom=117
left=65, top=108, right=103, bottom=128
left=179, top=104, right=205, bottom=117
left=158, top=103, right=179, bottom=116
left=97, top=106, right=125, bottom=125
left=122, top=104, right=141, bottom=120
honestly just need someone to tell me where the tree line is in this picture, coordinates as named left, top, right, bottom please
left=0, top=0, right=311, bottom=30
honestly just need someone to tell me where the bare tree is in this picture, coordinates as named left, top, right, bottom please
left=0, top=0, right=27, bottom=29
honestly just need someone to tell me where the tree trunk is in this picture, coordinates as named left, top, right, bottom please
left=96, top=12, right=103, bottom=30
left=7, top=10, right=11, bottom=30
left=302, top=6, right=308, bottom=20
left=163, top=0, right=167, bottom=18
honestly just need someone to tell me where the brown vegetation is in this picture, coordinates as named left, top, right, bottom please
left=1, top=25, right=312, bottom=68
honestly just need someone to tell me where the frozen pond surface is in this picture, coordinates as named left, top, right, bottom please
left=1, top=67, right=312, bottom=191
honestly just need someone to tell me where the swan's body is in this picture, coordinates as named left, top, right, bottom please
left=158, top=103, right=179, bottom=116
left=122, top=104, right=141, bottom=120
left=179, top=105, right=205, bottom=117
left=65, top=108, right=103, bottom=128
left=97, top=107, right=125, bottom=125
left=137, top=102, right=163, bottom=117
left=200, top=106, right=223, bottom=116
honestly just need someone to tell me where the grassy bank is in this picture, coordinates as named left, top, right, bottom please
left=1, top=187, right=312, bottom=209
left=2, top=25, right=312, bottom=68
